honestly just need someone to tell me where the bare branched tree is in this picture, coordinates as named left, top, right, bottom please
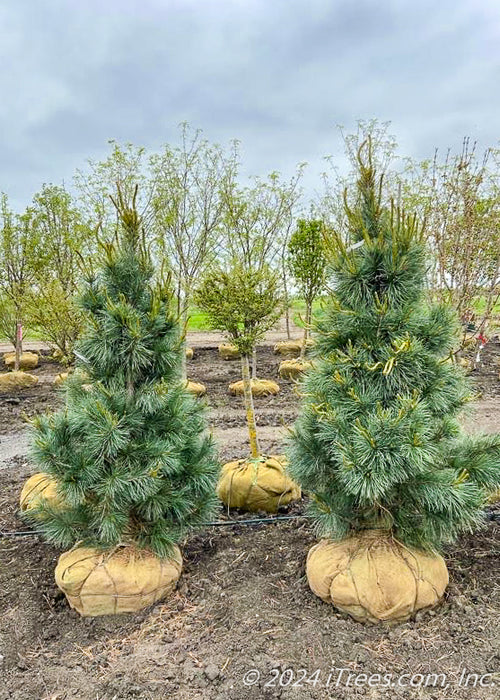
left=150, top=124, right=238, bottom=378
left=403, top=138, right=500, bottom=351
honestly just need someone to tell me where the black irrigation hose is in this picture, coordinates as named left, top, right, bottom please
left=1, top=511, right=499, bottom=540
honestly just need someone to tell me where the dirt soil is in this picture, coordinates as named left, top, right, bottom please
left=0, top=338, right=499, bottom=700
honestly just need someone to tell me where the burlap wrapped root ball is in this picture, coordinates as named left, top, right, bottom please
left=55, top=545, right=183, bottom=616
left=0, top=371, right=38, bottom=392
left=228, top=378, right=280, bottom=397
left=185, top=346, right=194, bottom=360
left=488, top=488, right=500, bottom=503
left=217, top=455, right=301, bottom=513
left=185, top=380, right=207, bottom=397
left=458, top=356, right=473, bottom=373
left=53, top=372, right=69, bottom=386
left=279, top=359, right=312, bottom=380
left=3, top=351, right=39, bottom=370
left=273, top=339, right=314, bottom=357
left=20, top=472, right=61, bottom=513
left=219, top=342, right=240, bottom=360
left=306, top=531, right=449, bottom=623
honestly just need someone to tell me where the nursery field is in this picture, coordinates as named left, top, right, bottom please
left=0, top=335, right=499, bottom=700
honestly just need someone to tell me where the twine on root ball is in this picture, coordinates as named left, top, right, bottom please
left=217, top=455, right=301, bottom=513
left=20, top=473, right=61, bottom=513
left=228, top=378, right=280, bottom=397
left=54, top=545, right=183, bottom=616
left=306, top=531, right=449, bottom=624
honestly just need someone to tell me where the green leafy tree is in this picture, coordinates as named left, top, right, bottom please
left=195, top=263, right=283, bottom=457
left=150, top=125, right=239, bottom=379
left=0, top=195, right=41, bottom=368
left=288, top=142, right=500, bottom=552
left=75, top=140, right=149, bottom=237
left=288, top=219, right=327, bottom=358
left=27, top=184, right=94, bottom=361
left=26, top=188, right=219, bottom=557
left=221, top=168, right=303, bottom=373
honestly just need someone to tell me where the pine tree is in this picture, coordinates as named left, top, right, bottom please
left=26, top=187, right=219, bottom=558
left=288, top=143, right=500, bottom=552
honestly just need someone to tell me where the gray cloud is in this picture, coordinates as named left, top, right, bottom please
left=0, top=0, right=499, bottom=210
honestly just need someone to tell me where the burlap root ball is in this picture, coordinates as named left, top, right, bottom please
left=488, top=488, right=500, bottom=504
left=20, top=472, right=61, bottom=513
left=185, top=346, right=194, bottom=360
left=217, top=455, right=301, bottom=513
left=458, top=356, right=473, bottom=373
left=52, top=347, right=65, bottom=361
left=185, top=380, right=207, bottom=397
left=53, top=372, right=69, bottom=386
left=55, top=545, right=183, bottom=616
left=273, top=339, right=314, bottom=357
left=228, top=378, right=280, bottom=397
left=0, top=371, right=38, bottom=392
left=306, top=531, right=449, bottom=624
left=219, top=343, right=240, bottom=360
left=3, top=351, right=39, bottom=370
left=279, top=359, right=312, bottom=380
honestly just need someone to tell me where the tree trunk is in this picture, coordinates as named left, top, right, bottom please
left=180, top=297, right=189, bottom=382
left=300, top=301, right=310, bottom=360
left=282, top=265, right=291, bottom=340
left=241, top=354, right=259, bottom=458
left=251, top=346, right=257, bottom=379
left=285, top=306, right=291, bottom=340
left=15, top=321, right=22, bottom=372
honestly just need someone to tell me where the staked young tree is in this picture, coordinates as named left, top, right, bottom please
left=288, top=142, right=500, bottom=554
left=25, top=187, right=219, bottom=557
left=288, top=219, right=328, bottom=358
left=195, top=263, right=284, bottom=458
left=221, top=169, right=303, bottom=373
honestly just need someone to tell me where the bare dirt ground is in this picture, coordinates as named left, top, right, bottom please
left=0, top=335, right=498, bottom=700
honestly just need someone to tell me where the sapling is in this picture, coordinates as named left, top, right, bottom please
left=288, top=218, right=327, bottom=358
left=196, top=263, right=300, bottom=512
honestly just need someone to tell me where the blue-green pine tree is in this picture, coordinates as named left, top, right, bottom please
left=25, top=187, right=219, bottom=557
left=288, top=143, right=500, bottom=551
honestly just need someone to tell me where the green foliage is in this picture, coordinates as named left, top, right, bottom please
left=194, top=263, right=284, bottom=357
left=288, top=219, right=327, bottom=306
left=24, top=184, right=95, bottom=359
left=288, top=141, right=500, bottom=552
left=26, top=280, right=82, bottom=364
left=0, top=194, right=41, bottom=347
left=25, top=189, right=219, bottom=557
left=0, top=293, right=17, bottom=345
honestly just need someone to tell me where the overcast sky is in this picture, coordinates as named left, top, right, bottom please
left=1, top=0, right=499, bottom=210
